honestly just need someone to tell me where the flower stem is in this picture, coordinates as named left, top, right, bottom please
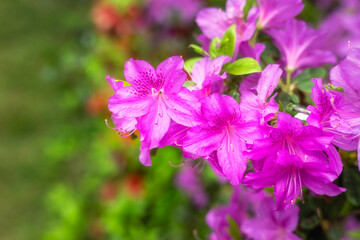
left=286, top=70, right=292, bottom=92
left=249, top=29, right=259, bottom=47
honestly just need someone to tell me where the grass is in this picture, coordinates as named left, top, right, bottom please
left=0, top=1, right=90, bottom=239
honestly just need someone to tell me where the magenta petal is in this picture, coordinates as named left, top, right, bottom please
left=325, top=145, right=343, bottom=177
left=156, top=56, right=187, bottom=94
left=241, top=218, right=278, bottom=239
left=196, top=8, right=229, bottom=40
left=358, top=141, right=360, bottom=170
left=302, top=171, right=346, bottom=196
left=138, top=101, right=171, bottom=149
left=243, top=170, right=279, bottom=189
left=139, top=142, right=152, bottom=166
left=111, top=115, right=137, bottom=133
left=201, top=93, right=241, bottom=120
left=183, top=126, right=224, bottom=157
left=159, top=122, right=189, bottom=148
left=258, top=0, right=304, bottom=29
left=256, top=64, right=282, bottom=102
left=226, top=0, right=246, bottom=19
left=124, top=58, right=157, bottom=93
left=217, top=135, right=247, bottom=185
left=165, top=89, right=201, bottom=127
left=108, top=88, right=154, bottom=118
left=106, top=75, right=120, bottom=91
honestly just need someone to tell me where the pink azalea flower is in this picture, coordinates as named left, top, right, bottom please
left=243, top=112, right=345, bottom=210
left=107, top=57, right=200, bottom=166
left=307, top=78, right=358, bottom=151
left=240, top=64, right=282, bottom=124
left=266, top=19, right=336, bottom=71
left=183, top=93, right=260, bottom=185
left=195, top=0, right=259, bottom=52
left=175, top=165, right=208, bottom=207
left=241, top=196, right=301, bottom=240
left=257, top=0, right=304, bottom=30
left=206, top=186, right=265, bottom=240
left=329, top=48, right=360, bottom=167
left=188, top=55, right=231, bottom=98
left=320, top=0, right=360, bottom=58
left=147, top=0, right=203, bottom=25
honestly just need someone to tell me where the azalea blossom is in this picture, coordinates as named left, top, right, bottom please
left=175, top=165, right=208, bottom=208
left=148, top=0, right=203, bottom=24
left=241, top=196, right=300, bottom=240
left=266, top=19, right=336, bottom=71
left=320, top=0, right=360, bottom=58
left=188, top=55, right=231, bottom=98
left=257, top=0, right=303, bottom=30
left=196, top=0, right=259, bottom=53
left=329, top=48, right=360, bottom=167
left=206, top=186, right=265, bottom=240
left=307, top=78, right=357, bottom=151
left=240, top=64, right=282, bottom=125
left=243, top=112, right=345, bottom=210
left=183, top=93, right=260, bottom=185
left=107, top=57, right=200, bottom=166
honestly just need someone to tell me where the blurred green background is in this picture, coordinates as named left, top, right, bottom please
left=0, top=0, right=224, bottom=239
left=0, top=0, right=91, bottom=239
left=2, top=0, right=360, bottom=239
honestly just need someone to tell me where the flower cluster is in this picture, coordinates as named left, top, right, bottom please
left=207, top=187, right=300, bottom=240
left=106, top=0, right=360, bottom=238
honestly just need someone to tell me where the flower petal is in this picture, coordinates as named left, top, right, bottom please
left=216, top=134, right=247, bottom=185
left=138, top=101, right=171, bottom=149
left=302, top=171, right=346, bottom=196
left=124, top=58, right=157, bottom=94
left=183, top=126, right=224, bottom=157
left=165, top=88, right=201, bottom=127
left=108, top=87, right=154, bottom=118
left=156, top=56, right=187, bottom=94
left=196, top=8, right=229, bottom=39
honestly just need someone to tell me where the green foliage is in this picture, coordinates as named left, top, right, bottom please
left=294, top=68, right=327, bottom=93
left=209, top=25, right=236, bottom=58
left=189, top=44, right=208, bottom=56
left=184, top=57, right=202, bottom=73
left=344, top=167, right=360, bottom=206
left=225, top=57, right=262, bottom=75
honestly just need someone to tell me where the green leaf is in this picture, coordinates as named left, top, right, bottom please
left=290, top=93, right=300, bottom=104
left=116, top=79, right=131, bottom=87
left=300, top=214, right=321, bottom=230
left=189, top=44, right=208, bottom=56
left=243, top=0, right=257, bottom=19
left=184, top=57, right=202, bottom=73
left=294, top=68, right=326, bottom=92
left=225, top=58, right=262, bottom=75
left=348, top=230, right=360, bottom=239
left=324, top=84, right=344, bottom=92
left=209, top=37, right=220, bottom=59
left=218, top=25, right=236, bottom=57
left=344, top=167, right=360, bottom=206
left=226, top=216, right=241, bottom=240
left=182, top=81, right=197, bottom=87
left=278, top=101, right=284, bottom=112
left=285, top=103, right=294, bottom=113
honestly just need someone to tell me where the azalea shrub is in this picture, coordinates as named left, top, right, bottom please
left=45, top=0, right=360, bottom=239
left=105, top=0, right=360, bottom=239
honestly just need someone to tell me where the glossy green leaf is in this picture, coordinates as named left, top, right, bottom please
left=189, top=44, right=208, bottom=56
left=294, top=68, right=326, bottom=92
left=182, top=81, right=197, bottom=87
left=218, top=25, right=236, bottom=57
left=344, top=167, right=360, bottom=206
left=225, top=57, right=262, bottom=75
left=184, top=57, right=202, bottom=73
